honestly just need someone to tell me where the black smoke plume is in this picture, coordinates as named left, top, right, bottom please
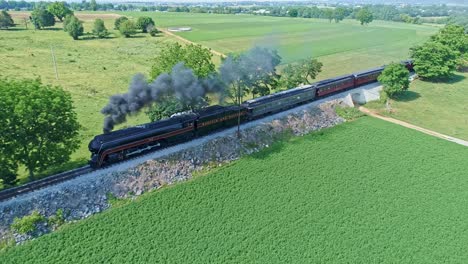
left=101, top=63, right=225, bottom=133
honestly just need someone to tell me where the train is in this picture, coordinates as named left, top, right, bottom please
left=89, top=60, right=414, bottom=168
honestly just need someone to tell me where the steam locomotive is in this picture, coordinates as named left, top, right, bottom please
left=89, top=60, right=414, bottom=168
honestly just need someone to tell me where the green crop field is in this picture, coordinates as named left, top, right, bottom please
left=2, top=117, right=468, bottom=263
left=366, top=72, right=468, bottom=140
left=123, top=12, right=438, bottom=79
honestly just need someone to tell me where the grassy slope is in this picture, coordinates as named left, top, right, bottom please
left=2, top=117, right=468, bottom=263
left=123, top=12, right=437, bottom=79
left=366, top=72, right=468, bottom=140
left=0, top=14, right=179, bottom=177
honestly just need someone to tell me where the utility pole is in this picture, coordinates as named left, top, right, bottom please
left=50, top=46, right=59, bottom=80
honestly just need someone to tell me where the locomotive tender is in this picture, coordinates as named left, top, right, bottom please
left=89, top=61, right=414, bottom=168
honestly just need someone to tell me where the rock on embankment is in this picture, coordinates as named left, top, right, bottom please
left=0, top=99, right=349, bottom=244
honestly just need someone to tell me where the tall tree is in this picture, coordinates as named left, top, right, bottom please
left=411, top=41, right=459, bottom=80
left=136, top=16, right=154, bottom=33
left=377, top=63, right=410, bottom=98
left=219, top=47, right=282, bottom=101
left=92, top=18, right=108, bottom=38
left=31, top=8, right=55, bottom=29
left=90, top=0, right=97, bottom=11
left=64, top=15, right=83, bottom=40
left=431, top=24, right=467, bottom=55
left=47, top=2, right=73, bottom=22
left=150, top=43, right=215, bottom=79
left=147, top=43, right=216, bottom=121
left=0, top=10, right=14, bottom=29
left=281, top=58, right=323, bottom=88
left=324, top=9, right=333, bottom=23
left=0, top=79, right=80, bottom=180
left=333, top=7, right=347, bottom=23
left=356, top=8, right=374, bottom=25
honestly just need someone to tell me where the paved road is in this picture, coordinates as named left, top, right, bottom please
left=359, top=106, right=468, bottom=147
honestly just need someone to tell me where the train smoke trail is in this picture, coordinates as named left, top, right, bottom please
left=101, top=46, right=280, bottom=133
left=101, top=63, right=225, bottom=133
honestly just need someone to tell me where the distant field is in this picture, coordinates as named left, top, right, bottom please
left=0, top=13, right=179, bottom=178
left=366, top=72, right=468, bottom=140
left=123, top=12, right=438, bottom=79
left=2, top=117, right=468, bottom=263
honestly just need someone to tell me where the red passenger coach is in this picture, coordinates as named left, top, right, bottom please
left=315, top=75, right=355, bottom=97
left=353, top=67, right=385, bottom=87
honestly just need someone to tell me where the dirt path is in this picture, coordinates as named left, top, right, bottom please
left=359, top=106, right=468, bottom=147
left=158, top=28, right=227, bottom=58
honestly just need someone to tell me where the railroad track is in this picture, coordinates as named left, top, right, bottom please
left=0, top=166, right=93, bottom=202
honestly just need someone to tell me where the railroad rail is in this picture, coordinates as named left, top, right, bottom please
left=0, top=166, right=93, bottom=202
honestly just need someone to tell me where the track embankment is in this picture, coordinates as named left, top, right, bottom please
left=359, top=106, right=468, bottom=147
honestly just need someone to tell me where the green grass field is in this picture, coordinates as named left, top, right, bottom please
left=366, top=72, right=468, bottom=140
left=2, top=117, right=468, bottom=263
left=123, top=12, right=438, bottom=79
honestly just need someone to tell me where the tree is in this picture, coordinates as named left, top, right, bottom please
left=410, top=41, right=459, bottom=80
left=0, top=10, right=14, bottom=29
left=146, top=98, right=184, bottom=122
left=118, top=20, right=137, bottom=38
left=377, top=63, right=410, bottom=98
left=281, top=58, right=323, bottom=88
left=288, top=8, right=298, bottom=17
left=333, top=7, right=347, bottom=23
left=64, top=15, right=83, bottom=40
left=0, top=79, right=80, bottom=180
left=150, top=43, right=215, bottom=79
left=47, top=2, right=73, bottom=22
left=431, top=24, right=467, bottom=55
left=90, top=0, right=97, bottom=11
left=356, top=8, right=374, bottom=25
left=136, top=16, right=154, bottom=33
left=147, top=43, right=216, bottom=121
left=30, top=8, right=55, bottom=29
left=114, top=16, right=128, bottom=29
left=324, top=9, right=333, bottom=23
left=219, top=47, right=282, bottom=101
left=93, top=18, right=108, bottom=38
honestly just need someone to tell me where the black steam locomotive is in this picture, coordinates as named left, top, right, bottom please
left=89, top=60, right=414, bottom=168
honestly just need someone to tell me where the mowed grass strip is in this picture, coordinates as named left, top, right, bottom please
left=366, top=72, right=468, bottom=140
left=2, top=117, right=468, bottom=263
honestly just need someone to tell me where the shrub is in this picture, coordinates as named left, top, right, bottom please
left=378, top=62, right=410, bottom=98
left=147, top=25, right=159, bottom=36
left=114, top=16, right=128, bottom=30
left=11, top=211, right=46, bottom=234
left=30, top=8, right=55, bottom=29
left=48, top=209, right=65, bottom=229
left=0, top=10, right=14, bottom=29
left=119, top=20, right=137, bottom=38
left=64, top=15, right=83, bottom=40
left=93, top=18, right=108, bottom=38
left=136, top=16, right=154, bottom=33
left=335, top=106, right=364, bottom=121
